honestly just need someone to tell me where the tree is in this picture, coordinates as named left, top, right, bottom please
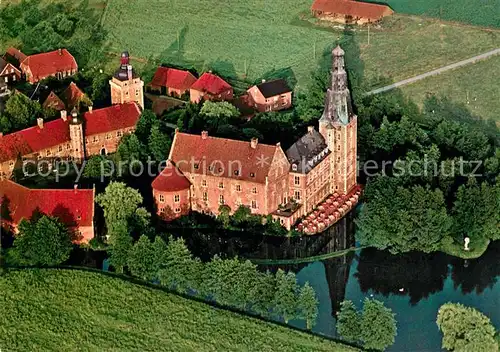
left=357, top=182, right=452, bottom=253
left=274, top=269, right=299, bottom=323
left=107, top=222, right=132, bottom=273
left=452, top=178, right=500, bottom=243
left=360, top=299, right=397, bottom=351
left=248, top=270, right=276, bottom=318
left=202, top=256, right=258, bottom=309
left=10, top=215, right=72, bottom=266
left=135, top=110, right=157, bottom=144
left=5, top=92, right=41, bottom=130
left=158, top=236, right=202, bottom=293
left=117, top=134, right=146, bottom=164
left=297, top=282, right=318, bottom=329
left=336, top=300, right=361, bottom=343
left=200, top=101, right=239, bottom=129
left=148, top=124, right=171, bottom=161
left=437, top=303, right=498, bottom=352
left=82, top=155, right=112, bottom=180
left=127, top=235, right=155, bottom=280
left=95, top=182, right=143, bottom=235
left=217, top=204, right=231, bottom=228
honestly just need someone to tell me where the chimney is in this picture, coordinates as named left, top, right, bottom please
left=127, top=64, right=133, bottom=80
left=201, top=131, right=208, bottom=140
left=74, top=184, right=78, bottom=193
left=250, top=137, right=258, bottom=149
left=37, top=118, right=44, bottom=129
left=60, top=110, right=67, bottom=121
left=261, top=79, right=266, bottom=83
left=58, top=48, right=62, bottom=56
left=308, top=126, right=314, bottom=133
left=88, top=105, right=93, bottom=113
left=0, top=132, right=3, bottom=138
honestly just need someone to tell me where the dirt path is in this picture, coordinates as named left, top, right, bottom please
left=366, top=48, right=500, bottom=96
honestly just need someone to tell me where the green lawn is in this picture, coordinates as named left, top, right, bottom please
left=101, top=0, right=500, bottom=99
left=393, top=54, right=500, bottom=122
left=0, top=269, right=358, bottom=351
left=364, top=0, right=500, bottom=28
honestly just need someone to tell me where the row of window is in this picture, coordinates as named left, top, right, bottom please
left=87, top=131, right=123, bottom=144
left=159, top=194, right=180, bottom=203
left=216, top=194, right=258, bottom=209
left=201, top=179, right=258, bottom=193
left=159, top=207, right=181, bottom=214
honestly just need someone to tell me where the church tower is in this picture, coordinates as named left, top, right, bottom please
left=319, top=45, right=357, bottom=195
left=109, top=51, right=144, bottom=109
left=69, top=108, right=85, bottom=163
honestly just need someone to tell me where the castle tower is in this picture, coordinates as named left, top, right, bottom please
left=69, top=108, right=85, bottom=162
left=319, top=45, right=357, bottom=195
left=109, top=51, right=144, bottom=109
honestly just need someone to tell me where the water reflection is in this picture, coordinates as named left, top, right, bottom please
left=450, top=241, right=500, bottom=294
left=183, top=211, right=356, bottom=261
left=355, top=249, right=449, bottom=305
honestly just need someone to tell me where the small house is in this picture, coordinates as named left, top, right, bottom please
left=189, top=72, right=233, bottom=103
left=247, top=79, right=292, bottom=112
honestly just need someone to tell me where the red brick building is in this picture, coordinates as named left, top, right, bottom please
left=247, top=79, right=292, bottom=112
left=20, top=49, right=78, bottom=84
left=0, top=103, right=141, bottom=178
left=0, top=179, right=95, bottom=243
left=189, top=72, right=233, bottom=103
left=109, top=52, right=144, bottom=109
left=311, top=0, right=393, bottom=24
left=152, top=45, right=360, bottom=232
left=149, top=67, right=197, bottom=97
left=42, top=82, right=90, bottom=112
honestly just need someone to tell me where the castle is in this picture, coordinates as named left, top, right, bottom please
left=152, top=45, right=360, bottom=232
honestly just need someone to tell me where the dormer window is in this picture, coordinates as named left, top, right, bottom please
left=250, top=172, right=255, bottom=178
left=292, top=164, right=297, bottom=171
left=194, top=163, right=199, bottom=169
left=234, top=170, right=240, bottom=176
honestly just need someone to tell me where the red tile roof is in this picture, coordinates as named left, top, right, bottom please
left=150, top=67, right=197, bottom=91
left=152, top=161, right=191, bottom=192
left=4, top=47, right=27, bottom=64
left=62, top=82, right=87, bottom=109
left=311, top=0, right=393, bottom=20
left=21, top=49, right=77, bottom=82
left=190, top=72, right=232, bottom=95
left=83, top=103, right=141, bottom=136
left=0, top=118, right=70, bottom=163
left=0, top=103, right=141, bottom=163
left=169, top=132, right=280, bottom=184
left=42, top=91, right=66, bottom=111
left=0, top=179, right=94, bottom=241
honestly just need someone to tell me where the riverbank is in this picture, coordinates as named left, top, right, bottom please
left=0, top=268, right=359, bottom=351
left=440, top=238, right=491, bottom=259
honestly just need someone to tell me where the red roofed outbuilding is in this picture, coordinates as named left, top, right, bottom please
left=0, top=179, right=95, bottom=243
left=311, top=0, right=393, bottom=24
left=20, top=48, right=78, bottom=84
left=189, top=72, right=233, bottom=103
left=149, top=67, right=197, bottom=97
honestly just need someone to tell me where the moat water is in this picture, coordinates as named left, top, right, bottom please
left=182, top=214, right=500, bottom=352
left=74, top=213, right=500, bottom=352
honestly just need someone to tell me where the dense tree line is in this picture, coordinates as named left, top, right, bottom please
left=337, top=299, right=397, bottom=351
left=127, top=234, right=319, bottom=328
left=355, top=93, right=500, bottom=255
left=95, top=182, right=319, bottom=328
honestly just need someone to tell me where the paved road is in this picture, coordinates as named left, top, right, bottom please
left=365, top=48, right=500, bottom=96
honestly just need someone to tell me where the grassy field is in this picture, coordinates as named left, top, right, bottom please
left=101, top=1, right=500, bottom=105
left=0, top=269, right=358, bottom=351
left=365, top=0, right=500, bottom=28
left=393, top=54, right=500, bottom=121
